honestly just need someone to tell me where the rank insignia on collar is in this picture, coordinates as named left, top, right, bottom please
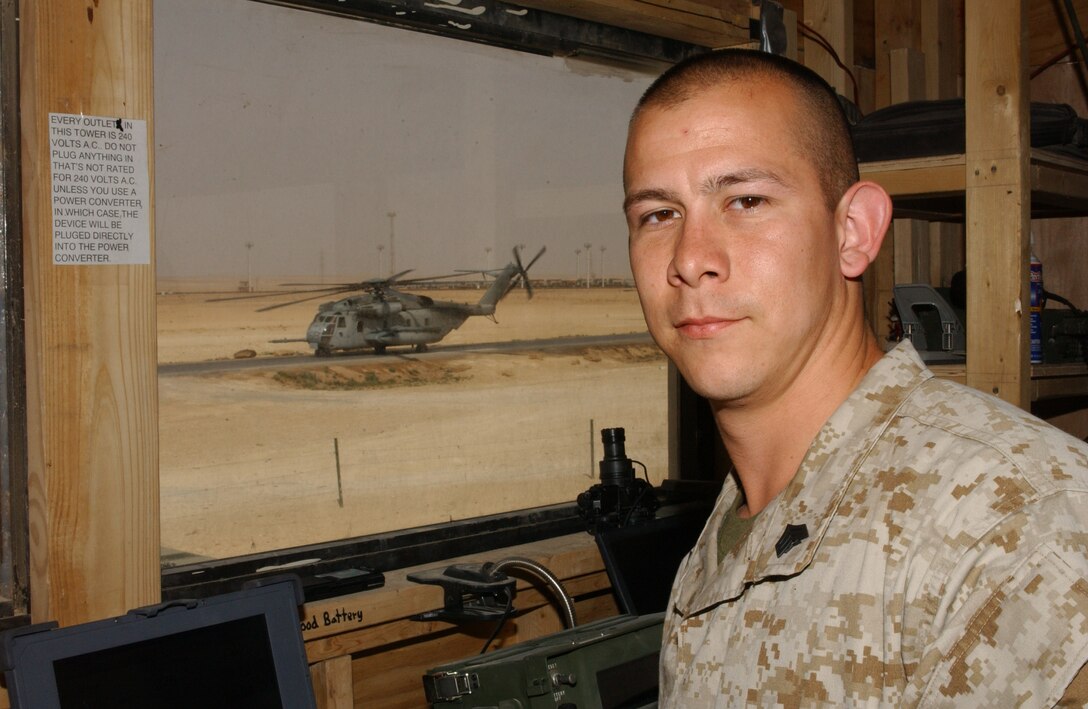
left=775, top=523, right=809, bottom=558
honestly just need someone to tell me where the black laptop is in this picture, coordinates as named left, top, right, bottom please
left=0, top=577, right=316, bottom=709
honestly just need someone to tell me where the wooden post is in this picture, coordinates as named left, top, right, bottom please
left=20, top=0, right=158, bottom=624
left=964, top=0, right=1030, bottom=407
left=310, top=656, right=354, bottom=709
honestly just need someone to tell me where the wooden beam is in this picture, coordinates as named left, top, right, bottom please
left=874, top=0, right=922, bottom=108
left=921, top=0, right=959, bottom=100
left=860, top=154, right=967, bottom=195
left=889, top=46, right=926, bottom=103
left=964, top=0, right=1031, bottom=407
left=20, top=0, right=158, bottom=624
left=311, top=655, right=354, bottom=709
left=510, top=0, right=751, bottom=48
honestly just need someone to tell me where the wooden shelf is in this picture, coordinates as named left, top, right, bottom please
left=510, top=0, right=751, bottom=49
left=1031, top=363, right=1088, bottom=401
left=865, top=139, right=1088, bottom=405
left=930, top=362, right=1088, bottom=402
left=860, top=150, right=1088, bottom=221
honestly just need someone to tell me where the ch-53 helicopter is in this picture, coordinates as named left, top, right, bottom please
left=242, top=247, right=545, bottom=357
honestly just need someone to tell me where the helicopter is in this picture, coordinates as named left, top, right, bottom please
left=251, top=247, right=545, bottom=357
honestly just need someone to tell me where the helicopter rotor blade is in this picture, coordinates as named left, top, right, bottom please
left=254, top=287, right=359, bottom=312
left=205, top=289, right=312, bottom=304
left=524, top=246, right=546, bottom=272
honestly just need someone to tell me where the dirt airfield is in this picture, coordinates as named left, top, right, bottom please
left=157, top=286, right=671, bottom=562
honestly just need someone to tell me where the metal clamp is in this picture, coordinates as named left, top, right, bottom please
left=423, top=670, right=480, bottom=703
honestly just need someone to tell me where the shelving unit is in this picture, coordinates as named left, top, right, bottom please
left=860, top=148, right=1088, bottom=404
left=861, top=150, right=1088, bottom=221
left=858, top=0, right=1088, bottom=410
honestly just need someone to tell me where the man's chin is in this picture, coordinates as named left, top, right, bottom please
left=674, top=361, right=759, bottom=405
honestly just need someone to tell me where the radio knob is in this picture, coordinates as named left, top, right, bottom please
left=552, top=672, right=577, bottom=687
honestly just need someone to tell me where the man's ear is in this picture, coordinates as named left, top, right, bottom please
left=835, top=181, right=892, bottom=279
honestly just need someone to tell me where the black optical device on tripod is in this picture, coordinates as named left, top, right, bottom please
left=576, top=427, right=658, bottom=533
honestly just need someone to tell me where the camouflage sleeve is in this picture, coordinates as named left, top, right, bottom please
left=910, top=539, right=1088, bottom=706
left=1058, top=661, right=1088, bottom=706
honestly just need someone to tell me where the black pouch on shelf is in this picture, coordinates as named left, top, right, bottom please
left=853, top=99, right=1088, bottom=163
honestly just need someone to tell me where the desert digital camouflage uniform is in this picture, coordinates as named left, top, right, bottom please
left=661, top=341, right=1088, bottom=707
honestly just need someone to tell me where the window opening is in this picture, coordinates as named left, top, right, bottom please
left=155, top=0, right=668, bottom=568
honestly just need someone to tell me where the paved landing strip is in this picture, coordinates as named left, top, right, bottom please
left=158, top=332, right=655, bottom=376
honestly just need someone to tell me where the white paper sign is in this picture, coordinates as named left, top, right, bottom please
left=49, top=113, right=150, bottom=265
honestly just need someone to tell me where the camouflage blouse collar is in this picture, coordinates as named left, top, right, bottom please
left=676, top=341, right=932, bottom=617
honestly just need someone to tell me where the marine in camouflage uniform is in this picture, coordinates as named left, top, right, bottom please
left=623, top=46, right=1088, bottom=706
left=660, top=340, right=1088, bottom=706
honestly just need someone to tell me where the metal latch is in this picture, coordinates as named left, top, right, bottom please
left=423, top=670, right=480, bottom=703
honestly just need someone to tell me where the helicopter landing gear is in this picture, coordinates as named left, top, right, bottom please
left=413, top=343, right=428, bottom=353
left=373, top=344, right=387, bottom=355
left=315, top=346, right=332, bottom=357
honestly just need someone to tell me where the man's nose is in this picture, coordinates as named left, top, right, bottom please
left=668, top=213, right=727, bottom=287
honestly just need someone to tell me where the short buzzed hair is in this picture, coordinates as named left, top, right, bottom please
left=632, top=49, right=859, bottom=210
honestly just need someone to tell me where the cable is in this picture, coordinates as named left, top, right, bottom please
left=478, top=589, right=514, bottom=654
left=798, top=21, right=860, bottom=105
left=1030, top=46, right=1076, bottom=79
left=1044, top=288, right=1083, bottom=313
left=1061, top=0, right=1088, bottom=76
left=620, top=459, right=655, bottom=527
left=489, top=556, right=577, bottom=630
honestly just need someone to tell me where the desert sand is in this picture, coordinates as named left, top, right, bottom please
left=158, top=287, right=670, bottom=562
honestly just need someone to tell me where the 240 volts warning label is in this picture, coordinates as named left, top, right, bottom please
left=49, top=113, right=150, bottom=265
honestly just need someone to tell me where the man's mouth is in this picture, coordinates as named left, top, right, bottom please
left=674, top=316, right=741, bottom=339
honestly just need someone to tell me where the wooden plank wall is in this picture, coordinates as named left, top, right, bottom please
left=301, top=534, right=619, bottom=707
left=19, top=0, right=159, bottom=625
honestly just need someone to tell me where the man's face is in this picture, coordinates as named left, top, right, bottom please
left=624, top=79, right=850, bottom=407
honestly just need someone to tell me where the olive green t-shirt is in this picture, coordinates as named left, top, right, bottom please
left=717, top=490, right=759, bottom=563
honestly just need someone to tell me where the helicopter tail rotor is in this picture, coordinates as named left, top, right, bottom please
left=512, top=246, right=545, bottom=299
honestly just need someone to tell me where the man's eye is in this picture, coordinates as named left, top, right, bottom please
left=729, top=196, right=764, bottom=210
left=642, top=208, right=680, bottom=225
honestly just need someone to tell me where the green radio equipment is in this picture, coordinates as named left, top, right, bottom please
left=422, top=612, right=664, bottom=708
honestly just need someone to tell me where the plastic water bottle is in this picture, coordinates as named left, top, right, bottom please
left=1029, top=235, right=1044, bottom=364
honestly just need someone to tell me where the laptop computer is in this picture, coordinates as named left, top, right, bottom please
left=0, top=577, right=316, bottom=709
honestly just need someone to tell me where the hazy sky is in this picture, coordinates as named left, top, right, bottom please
left=153, top=0, right=656, bottom=283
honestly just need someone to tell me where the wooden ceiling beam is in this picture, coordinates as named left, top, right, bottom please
left=509, top=0, right=753, bottom=48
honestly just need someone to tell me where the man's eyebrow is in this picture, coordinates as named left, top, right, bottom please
left=622, top=188, right=678, bottom=214
left=700, top=168, right=789, bottom=194
left=623, top=169, right=793, bottom=213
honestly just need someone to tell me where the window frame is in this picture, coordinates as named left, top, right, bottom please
left=0, top=0, right=30, bottom=630
left=153, top=0, right=709, bottom=597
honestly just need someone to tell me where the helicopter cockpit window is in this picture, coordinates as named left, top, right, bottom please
left=155, top=0, right=668, bottom=565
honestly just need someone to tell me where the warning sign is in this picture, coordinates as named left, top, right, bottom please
left=49, top=113, right=150, bottom=265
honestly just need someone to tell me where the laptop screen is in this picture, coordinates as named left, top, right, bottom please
left=1, top=578, right=316, bottom=709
